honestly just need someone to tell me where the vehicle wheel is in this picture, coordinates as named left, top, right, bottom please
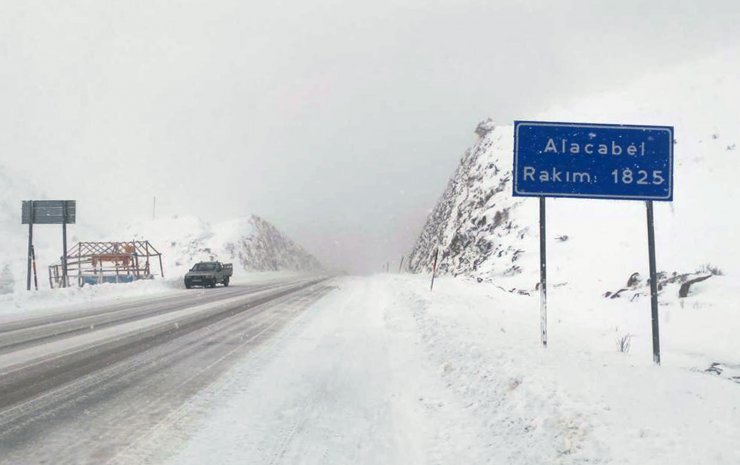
left=185, top=283, right=191, bottom=289
left=223, top=277, right=230, bottom=287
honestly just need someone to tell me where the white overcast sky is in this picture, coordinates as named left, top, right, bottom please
left=1, top=0, right=739, bottom=272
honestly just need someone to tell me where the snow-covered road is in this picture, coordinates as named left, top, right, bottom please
left=0, top=277, right=331, bottom=465
left=131, top=275, right=738, bottom=465
left=1, top=274, right=738, bottom=465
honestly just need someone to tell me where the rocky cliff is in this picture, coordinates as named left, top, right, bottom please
left=125, top=214, right=323, bottom=278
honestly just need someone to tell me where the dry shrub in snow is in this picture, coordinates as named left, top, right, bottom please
left=616, top=334, right=633, bottom=353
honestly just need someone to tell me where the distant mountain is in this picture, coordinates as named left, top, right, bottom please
left=408, top=49, right=739, bottom=296
left=123, top=214, right=323, bottom=278
left=220, top=215, right=324, bottom=273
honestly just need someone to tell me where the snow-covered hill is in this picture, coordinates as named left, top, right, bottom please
left=408, top=48, right=740, bottom=299
left=122, top=214, right=323, bottom=279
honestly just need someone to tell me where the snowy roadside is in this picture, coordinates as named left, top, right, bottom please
left=0, top=271, right=318, bottom=320
left=115, top=274, right=739, bottom=465
left=402, top=274, right=740, bottom=464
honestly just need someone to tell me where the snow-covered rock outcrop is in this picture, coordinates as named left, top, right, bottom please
left=123, top=214, right=323, bottom=278
left=407, top=120, right=537, bottom=284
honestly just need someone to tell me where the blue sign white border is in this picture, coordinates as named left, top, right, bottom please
left=513, top=120, right=674, bottom=201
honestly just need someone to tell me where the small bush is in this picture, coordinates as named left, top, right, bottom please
left=616, top=334, right=633, bottom=353
left=701, top=264, right=724, bottom=276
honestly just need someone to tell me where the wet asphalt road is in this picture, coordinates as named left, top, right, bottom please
left=0, top=277, right=331, bottom=465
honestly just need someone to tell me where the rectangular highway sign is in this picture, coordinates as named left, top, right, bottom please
left=22, top=200, right=76, bottom=224
left=513, top=121, right=673, bottom=201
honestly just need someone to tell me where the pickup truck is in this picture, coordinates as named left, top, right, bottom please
left=184, top=261, right=233, bottom=289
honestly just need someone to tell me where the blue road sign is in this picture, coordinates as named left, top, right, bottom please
left=513, top=121, right=673, bottom=201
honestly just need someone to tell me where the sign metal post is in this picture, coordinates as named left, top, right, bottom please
left=645, top=200, right=660, bottom=364
left=31, top=245, right=39, bottom=291
left=539, top=197, right=547, bottom=347
left=26, top=201, right=34, bottom=291
left=62, top=205, right=69, bottom=288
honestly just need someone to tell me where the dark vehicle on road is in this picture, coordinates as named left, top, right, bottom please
left=184, top=261, right=233, bottom=289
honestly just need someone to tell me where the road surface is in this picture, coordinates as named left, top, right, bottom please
left=0, top=277, right=331, bottom=465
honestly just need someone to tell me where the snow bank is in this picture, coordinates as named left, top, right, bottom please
left=400, top=274, right=740, bottom=464
left=0, top=278, right=179, bottom=319
left=0, top=270, right=314, bottom=319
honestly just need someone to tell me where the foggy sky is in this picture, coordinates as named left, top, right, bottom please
left=1, top=0, right=739, bottom=273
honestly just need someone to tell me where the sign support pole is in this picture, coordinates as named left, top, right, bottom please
left=26, top=201, right=34, bottom=291
left=31, top=245, right=39, bottom=291
left=62, top=207, right=69, bottom=288
left=539, top=197, right=548, bottom=347
left=646, top=201, right=661, bottom=365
